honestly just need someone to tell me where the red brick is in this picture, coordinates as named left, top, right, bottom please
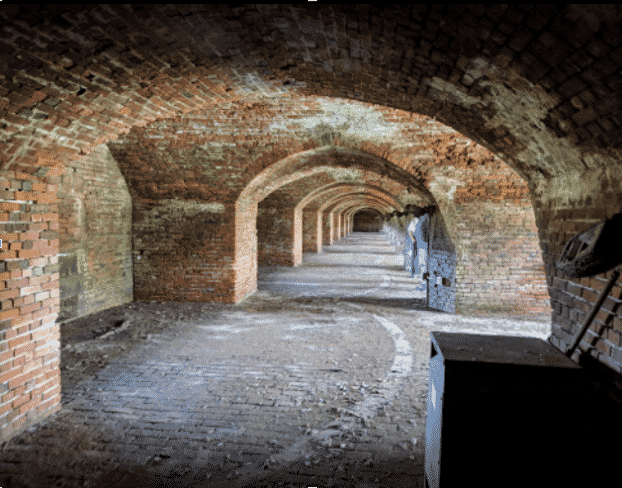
left=0, top=308, right=19, bottom=321
left=8, top=334, right=29, bottom=349
left=0, top=365, right=21, bottom=385
left=0, top=203, right=20, bottom=211
left=0, top=290, right=19, bottom=301
left=18, top=231, right=40, bottom=241
left=37, top=396, right=61, bottom=414
left=17, top=249, right=41, bottom=259
left=12, top=312, right=34, bottom=327
left=20, top=302, right=42, bottom=315
left=14, top=341, right=36, bottom=357
left=11, top=392, right=31, bottom=409
left=0, top=402, right=12, bottom=416
left=36, top=193, right=58, bottom=204
left=14, top=191, right=36, bottom=201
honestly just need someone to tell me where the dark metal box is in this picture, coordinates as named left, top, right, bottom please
left=424, top=332, right=595, bottom=488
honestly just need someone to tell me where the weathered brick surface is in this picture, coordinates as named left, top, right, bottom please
left=0, top=171, right=61, bottom=441
left=257, top=206, right=298, bottom=267
left=57, top=144, right=132, bottom=321
left=132, top=199, right=236, bottom=302
left=382, top=137, right=547, bottom=314
left=0, top=3, right=622, bottom=443
left=302, top=209, right=321, bottom=253
left=534, top=169, right=622, bottom=379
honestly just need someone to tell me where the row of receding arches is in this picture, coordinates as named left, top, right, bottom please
left=229, top=146, right=420, bottom=304
left=4, top=3, right=622, bottom=448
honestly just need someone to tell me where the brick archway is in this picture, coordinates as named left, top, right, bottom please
left=2, top=4, right=622, bottom=444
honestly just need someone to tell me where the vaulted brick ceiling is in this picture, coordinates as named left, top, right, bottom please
left=2, top=4, right=621, bottom=188
left=4, top=3, right=622, bottom=449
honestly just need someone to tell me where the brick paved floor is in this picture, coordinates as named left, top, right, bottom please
left=0, top=232, right=551, bottom=488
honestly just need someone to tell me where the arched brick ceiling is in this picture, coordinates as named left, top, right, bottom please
left=300, top=184, right=403, bottom=213
left=3, top=4, right=620, bottom=186
left=235, top=142, right=435, bottom=210
left=260, top=173, right=337, bottom=207
left=330, top=199, right=393, bottom=217
left=332, top=200, right=393, bottom=216
left=260, top=171, right=420, bottom=209
left=349, top=207, right=384, bottom=220
left=346, top=204, right=392, bottom=217
left=302, top=179, right=420, bottom=205
left=319, top=191, right=401, bottom=214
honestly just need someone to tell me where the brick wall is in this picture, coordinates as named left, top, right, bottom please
left=257, top=206, right=298, bottom=267
left=425, top=136, right=548, bottom=315
left=0, top=170, right=61, bottom=440
left=104, top=100, right=458, bottom=305
left=2, top=2, right=622, bottom=444
left=132, top=199, right=240, bottom=302
left=322, top=211, right=334, bottom=247
left=536, top=169, right=622, bottom=385
left=343, top=210, right=352, bottom=236
left=381, top=139, right=548, bottom=315
left=57, top=144, right=132, bottom=322
left=453, top=198, right=548, bottom=314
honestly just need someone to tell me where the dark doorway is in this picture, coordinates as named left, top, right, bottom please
left=353, top=209, right=383, bottom=232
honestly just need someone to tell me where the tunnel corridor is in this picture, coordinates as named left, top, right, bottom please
left=2, top=5, right=622, bottom=487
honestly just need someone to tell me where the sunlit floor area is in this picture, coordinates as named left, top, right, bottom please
left=0, top=232, right=551, bottom=488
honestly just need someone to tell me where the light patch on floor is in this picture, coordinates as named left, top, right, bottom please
left=289, top=323, right=331, bottom=330
left=199, top=325, right=252, bottom=333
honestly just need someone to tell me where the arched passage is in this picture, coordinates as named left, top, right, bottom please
left=2, top=4, right=620, bottom=443
left=353, top=209, right=384, bottom=232
left=318, top=192, right=400, bottom=247
left=296, top=183, right=406, bottom=255
left=256, top=177, right=412, bottom=266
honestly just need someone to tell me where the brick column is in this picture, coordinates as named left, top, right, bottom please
left=0, top=170, right=61, bottom=442
left=335, top=213, right=341, bottom=242
left=322, top=211, right=333, bottom=246
left=302, top=209, right=321, bottom=253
